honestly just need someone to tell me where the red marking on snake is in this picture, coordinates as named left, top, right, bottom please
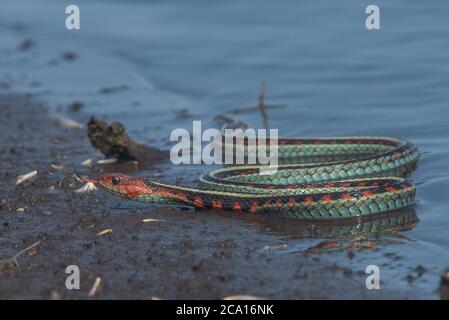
left=287, top=198, right=296, bottom=207
left=265, top=185, right=274, bottom=190
left=263, top=201, right=271, bottom=208
left=286, top=185, right=295, bottom=189
left=314, top=140, right=322, bottom=145
left=357, top=181, right=366, bottom=187
left=193, top=197, right=204, bottom=208
left=325, top=183, right=334, bottom=188
left=341, top=193, right=352, bottom=201
left=177, top=193, right=189, bottom=202
left=275, top=199, right=282, bottom=207
left=321, top=195, right=333, bottom=203
left=330, top=140, right=337, bottom=144
left=341, top=182, right=350, bottom=188
left=303, top=197, right=313, bottom=205
left=211, top=200, right=223, bottom=211
left=386, top=186, right=398, bottom=193
left=249, top=202, right=259, bottom=213
left=232, top=202, right=242, bottom=212
left=362, top=191, right=374, bottom=198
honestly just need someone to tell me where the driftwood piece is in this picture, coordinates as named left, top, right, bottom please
left=87, top=116, right=167, bottom=163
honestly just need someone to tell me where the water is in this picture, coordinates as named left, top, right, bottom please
left=1, top=0, right=449, bottom=298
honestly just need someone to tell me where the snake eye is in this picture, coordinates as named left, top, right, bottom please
left=111, top=176, right=121, bottom=185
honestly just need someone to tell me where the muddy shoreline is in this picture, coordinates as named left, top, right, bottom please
left=0, top=92, right=424, bottom=299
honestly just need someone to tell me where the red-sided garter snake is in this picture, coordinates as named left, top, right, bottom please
left=78, top=136, right=420, bottom=220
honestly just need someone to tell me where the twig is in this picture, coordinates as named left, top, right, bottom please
left=88, top=277, right=101, bottom=297
left=228, top=104, right=286, bottom=114
left=16, top=170, right=38, bottom=186
left=13, top=240, right=41, bottom=260
left=222, top=82, right=286, bottom=129
left=97, top=158, right=118, bottom=164
left=142, top=218, right=163, bottom=223
left=96, top=229, right=113, bottom=237
left=258, top=81, right=268, bottom=129
left=52, top=114, right=84, bottom=129
left=81, top=158, right=94, bottom=168
left=0, top=240, right=41, bottom=269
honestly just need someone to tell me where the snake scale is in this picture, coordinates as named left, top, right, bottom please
left=78, top=136, right=420, bottom=220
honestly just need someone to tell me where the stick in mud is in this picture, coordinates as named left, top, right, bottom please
left=86, top=116, right=167, bottom=163
left=214, top=81, right=286, bottom=130
left=0, top=240, right=41, bottom=271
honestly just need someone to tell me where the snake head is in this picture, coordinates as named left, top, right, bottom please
left=98, top=173, right=185, bottom=204
left=97, top=173, right=150, bottom=199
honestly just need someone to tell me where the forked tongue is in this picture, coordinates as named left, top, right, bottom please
left=72, top=163, right=99, bottom=193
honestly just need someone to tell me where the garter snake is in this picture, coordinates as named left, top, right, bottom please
left=78, top=136, right=420, bottom=220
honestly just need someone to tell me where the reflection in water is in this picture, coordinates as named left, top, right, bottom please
left=233, top=207, right=418, bottom=253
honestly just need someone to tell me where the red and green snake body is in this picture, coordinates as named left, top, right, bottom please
left=79, top=137, right=420, bottom=220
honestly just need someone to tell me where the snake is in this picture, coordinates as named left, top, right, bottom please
left=77, top=136, right=420, bottom=220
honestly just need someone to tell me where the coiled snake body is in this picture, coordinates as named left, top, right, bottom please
left=80, top=137, right=420, bottom=220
